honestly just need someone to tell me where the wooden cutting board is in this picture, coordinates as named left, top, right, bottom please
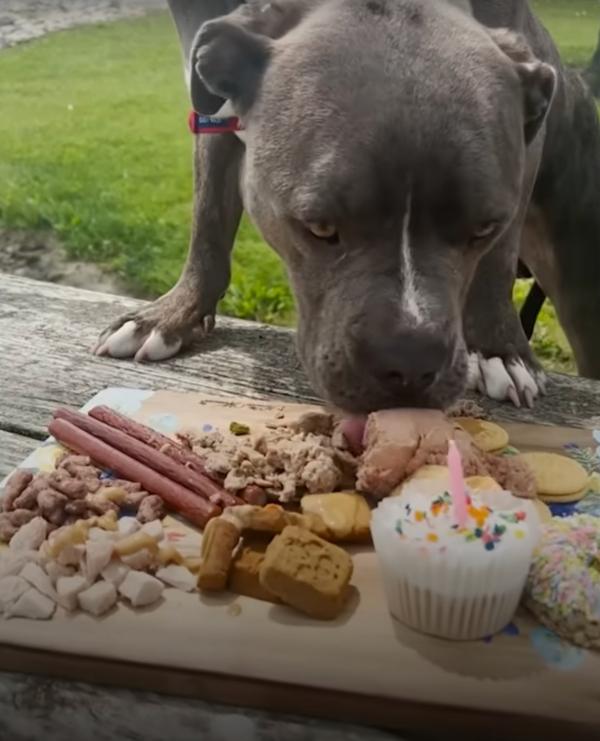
left=1, top=387, right=599, bottom=738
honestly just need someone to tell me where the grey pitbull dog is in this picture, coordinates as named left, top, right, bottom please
left=94, top=0, right=600, bottom=414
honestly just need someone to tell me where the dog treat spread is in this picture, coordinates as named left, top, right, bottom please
left=3, top=398, right=598, bottom=640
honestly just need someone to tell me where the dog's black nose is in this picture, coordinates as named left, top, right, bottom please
left=357, top=330, right=448, bottom=392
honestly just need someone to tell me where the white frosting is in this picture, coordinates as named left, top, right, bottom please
left=371, top=482, right=542, bottom=598
left=387, top=484, right=535, bottom=553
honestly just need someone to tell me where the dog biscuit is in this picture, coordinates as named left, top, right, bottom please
left=260, top=526, right=353, bottom=620
left=197, top=518, right=241, bottom=591
left=225, top=503, right=329, bottom=539
left=300, top=492, right=371, bottom=542
left=229, top=539, right=281, bottom=604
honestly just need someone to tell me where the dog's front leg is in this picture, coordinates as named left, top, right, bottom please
left=462, top=226, right=546, bottom=409
left=94, top=132, right=244, bottom=360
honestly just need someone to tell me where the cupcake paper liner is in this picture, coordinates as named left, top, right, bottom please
left=371, top=484, right=541, bottom=640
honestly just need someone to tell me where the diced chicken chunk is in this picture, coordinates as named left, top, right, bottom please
left=118, top=571, right=164, bottom=608
left=87, top=527, right=118, bottom=543
left=101, top=561, right=130, bottom=587
left=56, top=574, right=89, bottom=611
left=120, top=549, right=155, bottom=571
left=85, top=541, right=114, bottom=583
left=45, top=561, right=75, bottom=586
left=20, top=562, right=57, bottom=601
left=0, top=550, right=41, bottom=579
left=8, top=588, right=56, bottom=619
left=156, top=565, right=196, bottom=592
left=141, top=520, right=164, bottom=542
left=117, top=517, right=141, bottom=537
left=0, top=575, right=29, bottom=613
left=78, top=581, right=117, bottom=616
left=9, top=517, right=47, bottom=552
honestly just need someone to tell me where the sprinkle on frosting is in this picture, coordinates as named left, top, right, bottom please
left=395, top=489, right=531, bottom=551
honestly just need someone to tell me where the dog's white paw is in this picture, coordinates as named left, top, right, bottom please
left=93, top=322, right=182, bottom=362
left=467, top=353, right=546, bottom=408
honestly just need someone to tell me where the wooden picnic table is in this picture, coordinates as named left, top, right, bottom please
left=2, top=272, right=600, bottom=740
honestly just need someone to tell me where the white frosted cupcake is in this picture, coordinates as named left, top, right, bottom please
left=371, top=481, right=541, bottom=640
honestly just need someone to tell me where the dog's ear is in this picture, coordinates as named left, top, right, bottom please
left=171, top=0, right=311, bottom=114
left=191, top=19, right=272, bottom=114
left=490, top=29, right=557, bottom=144
left=517, top=61, right=557, bottom=142
left=188, top=26, right=228, bottom=115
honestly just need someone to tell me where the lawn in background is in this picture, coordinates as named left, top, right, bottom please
left=0, top=13, right=294, bottom=325
left=0, top=2, right=598, bottom=368
left=534, top=0, right=600, bottom=65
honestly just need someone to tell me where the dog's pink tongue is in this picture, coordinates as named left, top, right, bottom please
left=339, top=415, right=368, bottom=455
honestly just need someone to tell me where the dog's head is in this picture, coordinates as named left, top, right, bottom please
left=190, top=0, right=556, bottom=413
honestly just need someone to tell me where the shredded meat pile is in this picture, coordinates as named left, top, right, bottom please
left=180, top=412, right=349, bottom=502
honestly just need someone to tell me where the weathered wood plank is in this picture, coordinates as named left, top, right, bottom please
left=0, top=273, right=316, bottom=441
left=1, top=273, right=600, bottom=445
left=0, top=429, right=36, bottom=479
left=0, top=670, right=400, bottom=741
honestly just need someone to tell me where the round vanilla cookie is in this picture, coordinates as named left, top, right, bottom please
left=519, top=452, right=589, bottom=496
left=455, top=417, right=509, bottom=453
left=538, top=487, right=589, bottom=504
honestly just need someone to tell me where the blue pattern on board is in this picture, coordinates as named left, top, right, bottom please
left=147, top=413, right=180, bottom=434
left=530, top=628, right=585, bottom=671
left=482, top=621, right=520, bottom=643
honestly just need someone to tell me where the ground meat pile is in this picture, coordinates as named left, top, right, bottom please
left=179, top=412, right=350, bottom=503
left=356, top=409, right=536, bottom=499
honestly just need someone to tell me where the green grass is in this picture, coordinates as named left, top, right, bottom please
left=533, top=0, right=600, bottom=66
left=0, top=3, right=598, bottom=364
left=0, top=13, right=294, bottom=324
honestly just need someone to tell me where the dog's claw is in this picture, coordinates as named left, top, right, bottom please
left=93, top=299, right=216, bottom=361
left=507, top=385, right=521, bottom=408
left=469, top=353, right=543, bottom=408
left=95, top=321, right=142, bottom=359
left=536, top=371, right=548, bottom=396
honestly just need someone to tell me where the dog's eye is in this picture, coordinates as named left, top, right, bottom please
left=306, top=222, right=339, bottom=243
left=471, top=222, right=498, bottom=243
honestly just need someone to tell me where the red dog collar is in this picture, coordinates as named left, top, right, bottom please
left=188, top=111, right=243, bottom=134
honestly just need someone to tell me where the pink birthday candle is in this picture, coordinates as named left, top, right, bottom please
left=447, top=439, right=468, bottom=528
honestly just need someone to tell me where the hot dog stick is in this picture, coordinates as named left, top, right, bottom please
left=87, top=406, right=242, bottom=508
left=53, top=408, right=234, bottom=506
left=48, top=419, right=220, bottom=528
